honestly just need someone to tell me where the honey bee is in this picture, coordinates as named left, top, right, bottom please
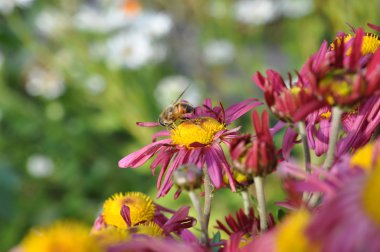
left=158, top=86, right=195, bottom=128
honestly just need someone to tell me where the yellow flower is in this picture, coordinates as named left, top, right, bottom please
left=129, top=222, right=164, bottom=238
left=361, top=162, right=380, bottom=226
left=350, top=142, right=380, bottom=171
left=331, top=33, right=380, bottom=55
left=103, top=192, right=155, bottom=229
left=170, top=117, right=225, bottom=148
left=275, top=209, right=319, bottom=252
left=91, top=226, right=129, bottom=248
left=21, top=221, right=103, bottom=252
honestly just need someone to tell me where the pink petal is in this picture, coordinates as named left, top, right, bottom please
left=204, top=147, right=223, bottom=188
left=282, top=126, right=298, bottom=160
left=152, top=130, right=170, bottom=142
left=136, top=121, right=160, bottom=127
left=225, top=98, right=262, bottom=125
left=118, top=139, right=171, bottom=168
left=157, top=149, right=189, bottom=197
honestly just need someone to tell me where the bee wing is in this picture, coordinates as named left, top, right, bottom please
left=172, top=83, right=192, bottom=104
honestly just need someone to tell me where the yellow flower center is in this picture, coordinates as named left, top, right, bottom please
left=361, top=160, right=380, bottom=226
left=331, top=33, right=380, bottom=55
left=320, top=110, right=332, bottom=119
left=103, top=192, right=155, bottom=229
left=290, top=86, right=301, bottom=95
left=320, top=69, right=354, bottom=105
left=361, top=33, right=380, bottom=55
left=21, top=221, right=103, bottom=252
left=350, top=143, right=379, bottom=171
left=91, top=227, right=129, bottom=248
left=276, top=209, right=319, bottom=252
left=129, top=222, right=165, bottom=238
left=170, top=117, right=225, bottom=148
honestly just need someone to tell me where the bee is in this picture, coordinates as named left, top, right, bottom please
left=158, top=85, right=195, bottom=128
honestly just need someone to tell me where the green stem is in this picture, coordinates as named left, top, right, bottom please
left=323, top=106, right=343, bottom=170
left=308, top=107, right=343, bottom=207
left=254, top=176, right=268, bottom=231
left=203, top=167, right=212, bottom=246
left=188, top=191, right=208, bottom=245
left=298, top=121, right=312, bottom=202
left=298, top=121, right=311, bottom=173
left=241, top=189, right=251, bottom=216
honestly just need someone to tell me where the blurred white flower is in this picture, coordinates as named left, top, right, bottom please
left=234, top=0, right=279, bottom=25
left=85, top=75, right=106, bottom=95
left=280, top=0, right=314, bottom=18
left=202, top=40, right=235, bottom=66
left=74, top=0, right=142, bottom=33
left=35, top=9, right=71, bottom=37
left=155, top=75, right=201, bottom=108
left=105, top=31, right=165, bottom=69
left=26, top=154, right=54, bottom=178
left=25, top=66, right=65, bottom=100
left=75, top=5, right=135, bottom=33
left=0, top=0, right=34, bottom=15
left=131, top=12, right=172, bottom=37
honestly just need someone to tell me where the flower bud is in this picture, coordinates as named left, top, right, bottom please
left=173, top=164, right=203, bottom=190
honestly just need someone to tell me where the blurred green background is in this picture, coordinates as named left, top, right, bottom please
left=0, top=0, right=378, bottom=250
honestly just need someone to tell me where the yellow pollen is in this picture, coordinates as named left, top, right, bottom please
left=129, top=222, right=164, bottom=237
left=320, top=110, right=332, bottom=119
left=290, top=86, right=301, bottom=95
left=170, top=117, right=225, bottom=148
left=21, top=221, right=103, bottom=252
left=103, top=192, right=155, bottom=229
left=320, top=72, right=352, bottom=105
left=91, top=227, right=129, bottom=248
left=350, top=143, right=379, bottom=171
left=362, top=33, right=380, bottom=55
left=275, top=209, right=319, bottom=252
left=361, top=164, right=380, bottom=226
left=331, top=34, right=380, bottom=55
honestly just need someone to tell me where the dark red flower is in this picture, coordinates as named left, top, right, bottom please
left=253, top=70, right=319, bottom=122
left=215, top=208, right=275, bottom=237
left=245, top=111, right=277, bottom=176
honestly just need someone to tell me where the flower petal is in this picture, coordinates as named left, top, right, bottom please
left=118, top=139, right=171, bottom=168
left=225, top=98, right=262, bottom=125
left=282, top=127, right=298, bottom=161
left=136, top=121, right=160, bottom=127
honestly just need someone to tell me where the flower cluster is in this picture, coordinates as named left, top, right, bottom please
left=13, top=23, right=380, bottom=252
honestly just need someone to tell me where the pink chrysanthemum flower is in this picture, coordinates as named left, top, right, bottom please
left=227, top=111, right=279, bottom=177
left=303, top=96, right=380, bottom=157
left=118, top=98, right=261, bottom=197
left=278, top=137, right=380, bottom=252
left=295, top=25, right=380, bottom=119
left=306, top=150, right=380, bottom=252
left=253, top=69, right=319, bottom=123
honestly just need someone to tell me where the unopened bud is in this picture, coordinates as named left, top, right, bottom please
left=173, top=164, right=203, bottom=190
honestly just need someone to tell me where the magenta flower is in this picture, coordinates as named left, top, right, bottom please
left=253, top=69, right=320, bottom=122
left=245, top=111, right=278, bottom=176
left=303, top=96, right=380, bottom=157
left=295, top=26, right=380, bottom=119
left=118, top=98, right=261, bottom=197
left=306, top=167, right=380, bottom=252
